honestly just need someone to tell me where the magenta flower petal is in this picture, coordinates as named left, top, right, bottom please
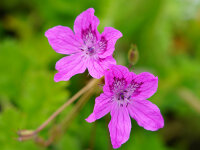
left=131, top=72, right=158, bottom=100
left=86, top=65, right=164, bottom=149
left=98, top=27, right=122, bottom=58
left=108, top=106, right=131, bottom=149
left=45, top=8, right=122, bottom=81
left=108, top=64, right=130, bottom=79
left=87, top=56, right=116, bottom=79
left=54, top=54, right=86, bottom=82
left=45, top=25, right=82, bottom=54
left=74, top=8, right=100, bottom=40
left=86, top=93, right=112, bottom=123
left=103, top=65, right=132, bottom=93
left=128, top=99, right=164, bottom=131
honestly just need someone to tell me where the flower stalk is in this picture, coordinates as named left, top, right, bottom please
left=18, top=78, right=99, bottom=141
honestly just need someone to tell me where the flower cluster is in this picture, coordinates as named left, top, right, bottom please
left=45, top=8, right=164, bottom=149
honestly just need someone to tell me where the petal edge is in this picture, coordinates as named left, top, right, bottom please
left=128, top=99, right=164, bottom=131
left=45, top=25, right=82, bottom=54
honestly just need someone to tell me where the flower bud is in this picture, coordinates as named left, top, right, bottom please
left=128, top=44, right=139, bottom=65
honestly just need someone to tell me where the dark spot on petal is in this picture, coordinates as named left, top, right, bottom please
left=98, top=36, right=107, bottom=54
left=81, top=24, right=97, bottom=44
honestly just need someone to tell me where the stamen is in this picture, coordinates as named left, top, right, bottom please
left=112, top=78, right=143, bottom=107
left=88, top=47, right=95, bottom=54
left=119, top=92, right=125, bottom=100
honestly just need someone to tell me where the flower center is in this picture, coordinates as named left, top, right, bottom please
left=81, top=46, right=96, bottom=57
left=111, top=77, right=143, bottom=107
left=117, top=90, right=129, bottom=100
left=88, top=47, right=95, bottom=55
left=119, top=92, right=125, bottom=100
left=114, top=90, right=131, bottom=107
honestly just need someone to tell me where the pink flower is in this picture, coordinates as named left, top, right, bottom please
left=45, top=8, right=122, bottom=82
left=86, top=65, right=164, bottom=149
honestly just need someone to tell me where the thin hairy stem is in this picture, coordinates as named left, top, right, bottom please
left=18, top=78, right=99, bottom=141
left=44, top=87, right=97, bottom=146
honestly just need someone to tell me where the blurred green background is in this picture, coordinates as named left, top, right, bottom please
left=0, top=0, right=200, bottom=150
